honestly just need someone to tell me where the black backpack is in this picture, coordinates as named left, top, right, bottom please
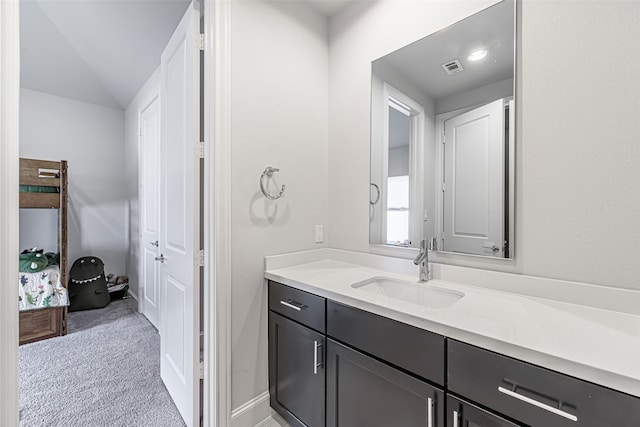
left=68, top=256, right=110, bottom=312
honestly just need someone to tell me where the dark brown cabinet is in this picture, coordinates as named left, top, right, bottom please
left=448, top=340, right=640, bottom=427
left=267, top=281, right=640, bottom=427
left=327, top=339, right=444, bottom=427
left=447, top=395, right=522, bottom=427
left=268, top=312, right=325, bottom=427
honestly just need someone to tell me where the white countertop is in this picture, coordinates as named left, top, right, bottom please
left=265, top=251, right=640, bottom=398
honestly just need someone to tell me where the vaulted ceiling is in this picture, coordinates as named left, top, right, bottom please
left=20, top=0, right=190, bottom=110
left=20, top=0, right=353, bottom=110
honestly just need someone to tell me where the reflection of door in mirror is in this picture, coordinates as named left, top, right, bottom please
left=441, top=98, right=509, bottom=257
left=370, top=83, right=425, bottom=248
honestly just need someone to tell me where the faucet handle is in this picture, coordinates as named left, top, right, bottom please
left=428, top=237, right=437, bottom=251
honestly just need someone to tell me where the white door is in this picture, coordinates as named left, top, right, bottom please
left=140, top=94, right=161, bottom=330
left=443, top=98, right=505, bottom=257
left=158, top=3, right=200, bottom=426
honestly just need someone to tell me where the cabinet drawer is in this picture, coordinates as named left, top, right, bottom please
left=448, top=340, right=640, bottom=427
left=327, top=300, right=445, bottom=385
left=268, top=281, right=325, bottom=333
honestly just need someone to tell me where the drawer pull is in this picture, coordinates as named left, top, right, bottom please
left=427, top=397, right=434, bottom=427
left=452, top=410, right=460, bottom=427
left=497, top=386, right=578, bottom=422
left=280, top=300, right=304, bottom=311
left=313, top=340, right=323, bottom=374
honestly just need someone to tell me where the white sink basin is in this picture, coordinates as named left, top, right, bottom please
left=351, top=277, right=464, bottom=309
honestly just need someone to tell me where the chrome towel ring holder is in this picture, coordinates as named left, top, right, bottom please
left=370, top=183, right=380, bottom=205
left=260, top=166, right=285, bottom=200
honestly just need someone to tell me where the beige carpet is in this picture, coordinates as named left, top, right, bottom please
left=19, top=299, right=186, bottom=427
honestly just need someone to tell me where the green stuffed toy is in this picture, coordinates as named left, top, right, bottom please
left=19, top=248, right=49, bottom=273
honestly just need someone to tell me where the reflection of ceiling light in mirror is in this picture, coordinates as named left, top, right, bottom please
left=468, top=49, right=488, bottom=62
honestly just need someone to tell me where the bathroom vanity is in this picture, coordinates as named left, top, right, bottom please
left=265, top=251, right=640, bottom=427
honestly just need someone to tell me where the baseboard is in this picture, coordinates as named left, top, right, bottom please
left=255, top=412, right=290, bottom=427
left=124, top=289, right=139, bottom=311
left=230, top=391, right=273, bottom=427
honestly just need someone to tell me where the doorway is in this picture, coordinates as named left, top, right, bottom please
left=15, top=0, right=203, bottom=425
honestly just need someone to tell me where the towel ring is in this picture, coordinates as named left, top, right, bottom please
left=260, top=166, right=285, bottom=200
left=370, top=183, right=380, bottom=205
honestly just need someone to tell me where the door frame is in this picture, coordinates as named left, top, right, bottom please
left=0, top=1, right=233, bottom=425
left=0, top=1, right=20, bottom=425
left=138, top=89, right=161, bottom=328
left=204, top=0, right=232, bottom=425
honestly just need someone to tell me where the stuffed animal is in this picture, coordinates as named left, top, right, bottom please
left=68, top=256, right=110, bottom=311
left=19, top=248, right=49, bottom=273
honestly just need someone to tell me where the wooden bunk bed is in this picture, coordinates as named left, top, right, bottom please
left=18, top=158, right=68, bottom=345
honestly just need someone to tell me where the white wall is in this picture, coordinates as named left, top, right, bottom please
left=19, top=209, right=58, bottom=253
left=328, top=0, right=640, bottom=290
left=19, top=88, right=128, bottom=276
left=229, top=0, right=329, bottom=416
left=123, top=68, right=160, bottom=300
left=435, top=77, right=514, bottom=115
left=518, top=0, right=640, bottom=290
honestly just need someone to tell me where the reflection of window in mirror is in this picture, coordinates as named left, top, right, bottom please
left=387, top=176, right=409, bottom=246
left=369, top=81, right=425, bottom=250
left=386, top=103, right=411, bottom=246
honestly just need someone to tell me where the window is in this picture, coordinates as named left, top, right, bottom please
left=386, top=175, right=409, bottom=246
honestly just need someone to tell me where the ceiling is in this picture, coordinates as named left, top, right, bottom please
left=19, top=0, right=355, bottom=110
left=303, top=0, right=354, bottom=17
left=20, top=0, right=190, bottom=110
left=374, top=0, right=514, bottom=101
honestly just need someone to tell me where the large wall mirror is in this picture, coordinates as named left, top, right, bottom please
left=370, top=0, right=516, bottom=259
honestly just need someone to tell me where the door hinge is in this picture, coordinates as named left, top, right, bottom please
left=196, top=249, right=205, bottom=267
left=139, top=126, right=143, bottom=137
left=198, top=33, right=205, bottom=51
left=196, top=141, right=205, bottom=159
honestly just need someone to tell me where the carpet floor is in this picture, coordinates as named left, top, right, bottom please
left=19, top=300, right=186, bottom=427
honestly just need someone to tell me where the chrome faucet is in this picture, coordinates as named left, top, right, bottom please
left=414, top=239, right=430, bottom=282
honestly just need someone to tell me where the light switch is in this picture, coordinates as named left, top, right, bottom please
left=315, top=225, right=324, bottom=243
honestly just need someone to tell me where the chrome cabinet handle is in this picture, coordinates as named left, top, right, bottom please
left=452, top=410, right=459, bottom=427
left=151, top=240, right=159, bottom=247
left=154, top=254, right=166, bottom=263
left=427, top=397, right=434, bottom=427
left=498, top=386, right=578, bottom=422
left=313, top=340, right=323, bottom=374
left=279, top=300, right=304, bottom=311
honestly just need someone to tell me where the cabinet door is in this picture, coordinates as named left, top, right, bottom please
left=269, top=312, right=325, bottom=427
left=327, top=339, right=444, bottom=427
left=448, top=395, right=522, bottom=427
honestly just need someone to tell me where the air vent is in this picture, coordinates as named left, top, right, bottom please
left=441, top=59, right=464, bottom=75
